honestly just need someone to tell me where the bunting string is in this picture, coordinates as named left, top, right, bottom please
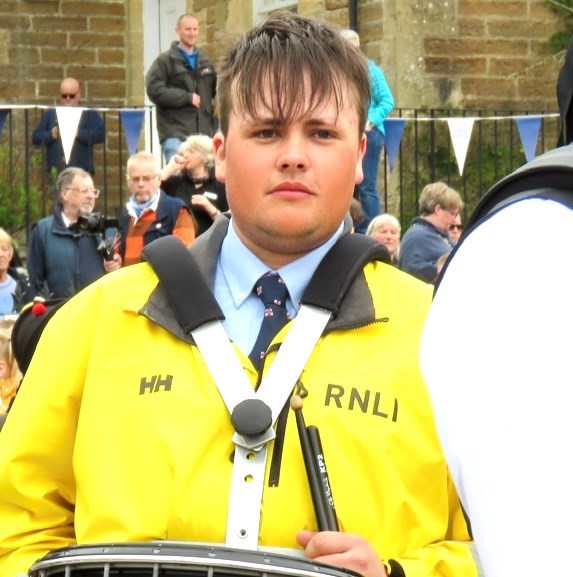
left=0, top=106, right=561, bottom=176
left=383, top=112, right=560, bottom=174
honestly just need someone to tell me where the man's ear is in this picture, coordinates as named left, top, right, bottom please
left=213, top=133, right=226, bottom=182
left=355, top=132, right=367, bottom=185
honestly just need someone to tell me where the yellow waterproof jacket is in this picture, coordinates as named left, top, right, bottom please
left=0, top=220, right=477, bottom=577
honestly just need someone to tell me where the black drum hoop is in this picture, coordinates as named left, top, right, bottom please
left=28, top=542, right=362, bottom=577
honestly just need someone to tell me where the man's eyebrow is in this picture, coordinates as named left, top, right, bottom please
left=243, top=115, right=338, bottom=126
left=304, top=117, right=337, bottom=125
left=244, top=116, right=280, bottom=125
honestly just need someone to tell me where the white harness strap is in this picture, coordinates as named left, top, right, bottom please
left=191, top=304, right=332, bottom=549
left=141, top=231, right=386, bottom=550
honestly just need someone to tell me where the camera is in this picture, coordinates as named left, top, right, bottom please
left=75, top=212, right=120, bottom=262
left=76, top=211, right=118, bottom=234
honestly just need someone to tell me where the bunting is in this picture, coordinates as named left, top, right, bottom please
left=447, top=118, right=475, bottom=176
left=0, top=110, right=8, bottom=138
left=120, top=109, right=145, bottom=156
left=56, top=106, right=83, bottom=164
left=0, top=106, right=557, bottom=177
left=515, top=117, right=542, bottom=163
left=383, top=118, right=406, bottom=173
left=379, top=113, right=557, bottom=176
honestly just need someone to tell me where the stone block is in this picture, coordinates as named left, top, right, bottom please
left=32, top=16, right=87, bottom=32
left=489, top=58, right=532, bottom=75
left=61, top=1, right=125, bottom=17
left=487, top=18, right=560, bottom=40
left=458, top=0, right=528, bottom=17
left=458, top=17, right=486, bottom=37
left=461, top=76, right=517, bottom=100
left=41, top=47, right=96, bottom=66
left=87, top=17, right=125, bottom=34
left=425, top=56, right=487, bottom=75
left=97, top=49, right=125, bottom=66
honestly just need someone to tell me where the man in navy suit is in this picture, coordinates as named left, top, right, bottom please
left=32, top=77, right=105, bottom=176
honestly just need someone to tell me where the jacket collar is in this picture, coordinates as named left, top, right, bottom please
left=141, top=214, right=382, bottom=342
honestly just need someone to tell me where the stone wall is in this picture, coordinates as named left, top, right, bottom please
left=0, top=0, right=129, bottom=206
left=0, top=0, right=562, bottom=110
left=387, top=0, right=563, bottom=111
left=201, top=0, right=566, bottom=112
left=1, top=0, right=566, bottom=118
left=0, top=0, right=127, bottom=105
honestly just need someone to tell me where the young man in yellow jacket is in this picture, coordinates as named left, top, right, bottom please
left=0, top=13, right=479, bottom=577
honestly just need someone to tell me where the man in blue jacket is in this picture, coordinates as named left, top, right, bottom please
left=32, top=78, right=105, bottom=176
left=27, top=167, right=120, bottom=299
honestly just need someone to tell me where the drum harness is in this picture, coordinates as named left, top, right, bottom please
left=142, top=234, right=389, bottom=550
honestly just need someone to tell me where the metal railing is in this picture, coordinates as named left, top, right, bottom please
left=0, top=105, right=562, bottom=249
left=380, top=108, right=561, bottom=226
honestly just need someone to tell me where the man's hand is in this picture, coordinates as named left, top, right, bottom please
left=296, top=531, right=388, bottom=577
left=191, top=92, right=201, bottom=108
left=103, top=252, right=122, bottom=272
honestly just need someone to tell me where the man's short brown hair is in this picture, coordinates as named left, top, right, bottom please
left=216, top=12, right=370, bottom=139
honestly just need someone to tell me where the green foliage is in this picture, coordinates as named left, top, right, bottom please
left=0, top=143, right=43, bottom=237
left=548, top=30, right=573, bottom=53
left=547, top=0, right=573, bottom=53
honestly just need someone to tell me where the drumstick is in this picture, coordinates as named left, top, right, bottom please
left=290, top=395, right=334, bottom=531
left=307, top=425, right=339, bottom=531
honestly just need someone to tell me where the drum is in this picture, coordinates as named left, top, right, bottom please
left=28, top=541, right=362, bottom=577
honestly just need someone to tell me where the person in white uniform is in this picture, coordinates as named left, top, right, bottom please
left=420, top=143, right=573, bottom=577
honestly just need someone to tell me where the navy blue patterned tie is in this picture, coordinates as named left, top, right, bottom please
left=250, top=273, right=290, bottom=369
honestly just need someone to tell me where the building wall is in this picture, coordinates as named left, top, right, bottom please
left=0, top=0, right=127, bottom=105
left=0, top=1, right=565, bottom=113
left=197, top=0, right=565, bottom=112
left=418, top=0, right=563, bottom=110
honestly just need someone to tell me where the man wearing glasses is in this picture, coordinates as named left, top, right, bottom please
left=117, top=151, right=196, bottom=266
left=32, top=77, right=105, bottom=177
left=27, top=167, right=121, bottom=299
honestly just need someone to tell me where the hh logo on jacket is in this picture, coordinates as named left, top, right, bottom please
left=139, top=374, right=173, bottom=395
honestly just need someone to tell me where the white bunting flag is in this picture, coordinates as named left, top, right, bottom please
left=447, top=117, right=475, bottom=176
left=56, top=106, right=84, bottom=164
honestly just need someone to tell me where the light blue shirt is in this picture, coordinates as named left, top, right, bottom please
left=0, top=275, right=16, bottom=315
left=214, top=219, right=344, bottom=355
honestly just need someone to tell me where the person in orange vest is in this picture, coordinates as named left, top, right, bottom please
left=118, top=151, right=196, bottom=266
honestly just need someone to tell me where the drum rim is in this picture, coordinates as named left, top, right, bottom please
left=28, top=542, right=361, bottom=577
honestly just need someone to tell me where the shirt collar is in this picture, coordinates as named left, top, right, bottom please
left=62, top=212, right=74, bottom=228
left=126, top=190, right=161, bottom=218
left=219, top=218, right=344, bottom=310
